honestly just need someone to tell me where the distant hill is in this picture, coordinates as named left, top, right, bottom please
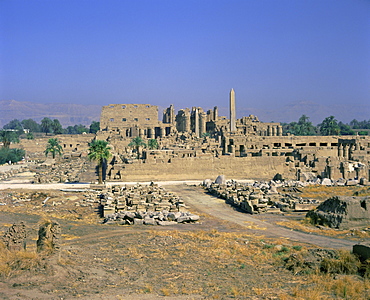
left=218, top=101, right=370, bottom=125
left=1, top=99, right=369, bottom=129
left=0, top=100, right=101, bottom=128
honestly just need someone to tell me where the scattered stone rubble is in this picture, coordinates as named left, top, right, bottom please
left=101, top=183, right=200, bottom=225
left=307, top=196, right=370, bottom=229
left=33, top=158, right=90, bottom=183
left=284, top=248, right=340, bottom=275
left=0, top=166, right=30, bottom=181
left=205, top=174, right=370, bottom=214
left=205, top=178, right=320, bottom=214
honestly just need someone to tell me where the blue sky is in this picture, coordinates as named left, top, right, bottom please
left=1, top=0, right=369, bottom=121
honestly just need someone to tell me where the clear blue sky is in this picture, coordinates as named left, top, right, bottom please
left=1, top=0, right=369, bottom=119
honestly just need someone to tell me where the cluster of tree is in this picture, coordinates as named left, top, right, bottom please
left=0, top=130, right=25, bottom=164
left=2, top=118, right=100, bottom=136
left=349, top=119, right=370, bottom=130
left=129, top=137, right=159, bottom=158
left=282, top=115, right=368, bottom=136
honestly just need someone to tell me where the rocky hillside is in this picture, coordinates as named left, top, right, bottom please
left=0, top=100, right=101, bottom=127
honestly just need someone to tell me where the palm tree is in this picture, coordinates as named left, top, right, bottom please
left=0, top=130, right=20, bottom=149
left=41, top=117, right=53, bottom=135
left=88, top=140, right=112, bottom=184
left=128, top=136, right=146, bottom=159
left=319, top=116, right=340, bottom=136
left=44, top=138, right=63, bottom=159
left=147, top=138, right=159, bottom=150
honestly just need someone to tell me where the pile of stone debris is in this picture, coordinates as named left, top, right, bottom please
left=103, top=211, right=200, bottom=226
left=204, top=174, right=370, bottom=214
left=100, top=183, right=200, bottom=226
left=32, top=158, right=89, bottom=183
left=204, top=175, right=320, bottom=214
left=0, top=166, right=30, bottom=181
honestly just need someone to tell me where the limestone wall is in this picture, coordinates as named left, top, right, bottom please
left=109, top=156, right=293, bottom=182
left=100, top=104, right=159, bottom=131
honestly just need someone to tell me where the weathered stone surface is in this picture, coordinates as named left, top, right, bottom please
left=37, top=221, right=61, bottom=253
left=307, top=196, right=370, bottom=229
left=215, top=175, right=226, bottom=185
left=321, top=178, right=332, bottom=186
left=284, top=249, right=339, bottom=274
left=346, top=179, right=359, bottom=186
left=353, top=243, right=370, bottom=261
left=203, top=179, right=212, bottom=188
left=2, top=222, right=27, bottom=251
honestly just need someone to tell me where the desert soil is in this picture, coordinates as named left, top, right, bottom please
left=0, top=171, right=369, bottom=299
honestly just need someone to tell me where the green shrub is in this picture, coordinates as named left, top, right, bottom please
left=0, top=148, right=25, bottom=164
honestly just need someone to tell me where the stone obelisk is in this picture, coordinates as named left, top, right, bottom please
left=229, top=88, right=236, bottom=132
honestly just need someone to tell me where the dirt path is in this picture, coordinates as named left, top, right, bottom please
left=165, top=184, right=356, bottom=250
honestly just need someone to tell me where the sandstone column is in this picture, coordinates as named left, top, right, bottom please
left=200, top=112, right=206, bottom=137
left=194, top=108, right=200, bottom=137
left=184, top=109, right=191, bottom=133
left=213, top=106, right=218, bottom=121
left=229, top=88, right=236, bottom=132
left=343, top=144, right=347, bottom=158
left=338, top=144, right=343, bottom=157
left=148, top=128, right=154, bottom=139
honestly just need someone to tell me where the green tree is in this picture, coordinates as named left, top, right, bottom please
left=0, top=130, right=20, bottom=148
left=128, top=136, right=146, bottom=159
left=52, top=119, right=63, bottom=134
left=282, top=115, right=316, bottom=136
left=26, top=132, right=34, bottom=140
left=89, top=121, right=100, bottom=134
left=88, top=140, right=112, bottom=184
left=41, top=118, right=53, bottom=134
left=3, top=119, right=23, bottom=131
left=319, top=116, right=340, bottom=136
left=338, top=122, right=355, bottom=135
left=147, top=138, right=159, bottom=150
left=44, top=138, right=63, bottom=159
left=21, top=119, right=41, bottom=132
left=0, top=148, right=25, bottom=164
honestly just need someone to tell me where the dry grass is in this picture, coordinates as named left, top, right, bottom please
left=0, top=241, right=45, bottom=278
left=298, top=185, right=370, bottom=200
left=288, top=273, right=370, bottom=299
left=277, top=219, right=370, bottom=240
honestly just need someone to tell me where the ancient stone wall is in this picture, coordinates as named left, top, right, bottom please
left=109, top=156, right=292, bottom=182
left=100, top=104, right=160, bottom=131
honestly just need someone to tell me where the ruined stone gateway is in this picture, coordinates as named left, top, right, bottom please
left=307, top=196, right=370, bottom=229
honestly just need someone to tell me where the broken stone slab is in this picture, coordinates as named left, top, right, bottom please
left=215, top=175, right=226, bottom=185
left=143, top=218, right=156, bottom=225
left=157, top=220, right=177, bottom=226
left=177, top=216, right=190, bottom=223
left=321, top=178, right=332, bottom=186
left=134, top=218, right=144, bottom=225
left=346, top=179, right=359, bottom=186
left=353, top=243, right=370, bottom=261
left=203, top=178, right=212, bottom=188
left=359, top=178, right=369, bottom=186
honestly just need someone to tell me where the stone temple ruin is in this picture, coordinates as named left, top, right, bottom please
left=91, top=89, right=370, bottom=184
left=13, top=89, right=370, bottom=186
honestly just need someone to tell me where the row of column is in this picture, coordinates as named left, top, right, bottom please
left=267, top=125, right=283, bottom=136
left=338, top=143, right=356, bottom=160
